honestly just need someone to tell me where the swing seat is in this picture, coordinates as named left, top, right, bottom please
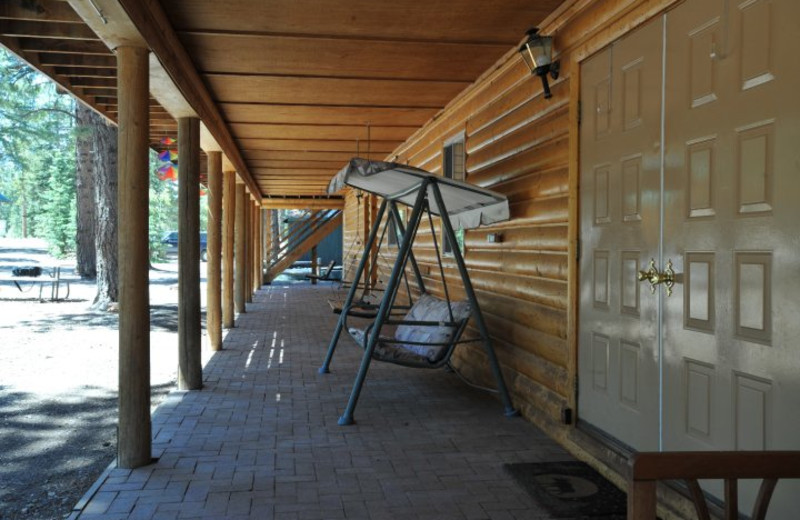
left=347, top=293, right=471, bottom=368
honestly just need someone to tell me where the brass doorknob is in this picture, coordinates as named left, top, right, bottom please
left=638, top=258, right=675, bottom=296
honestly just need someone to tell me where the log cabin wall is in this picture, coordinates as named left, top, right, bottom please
left=342, top=191, right=364, bottom=284
left=340, top=0, right=680, bottom=480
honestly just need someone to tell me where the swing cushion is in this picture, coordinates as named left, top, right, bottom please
left=348, top=293, right=471, bottom=364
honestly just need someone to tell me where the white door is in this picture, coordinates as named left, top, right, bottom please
left=578, top=19, right=663, bottom=451
left=579, top=0, right=800, bottom=517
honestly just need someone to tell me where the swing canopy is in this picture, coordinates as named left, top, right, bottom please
left=328, top=157, right=509, bottom=231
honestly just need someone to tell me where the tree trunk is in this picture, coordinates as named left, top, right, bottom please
left=75, top=104, right=97, bottom=279
left=92, top=113, right=119, bottom=309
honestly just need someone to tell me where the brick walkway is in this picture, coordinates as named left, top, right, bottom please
left=74, top=282, right=573, bottom=519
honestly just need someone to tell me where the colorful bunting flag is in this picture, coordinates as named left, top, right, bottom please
left=158, top=149, right=178, bottom=162
left=157, top=164, right=178, bottom=181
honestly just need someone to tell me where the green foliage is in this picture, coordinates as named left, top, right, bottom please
left=0, top=48, right=76, bottom=256
left=149, top=151, right=178, bottom=262
left=0, top=48, right=209, bottom=262
left=33, top=151, right=77, bottom=256
left=147, top=152, right=208, bottom=263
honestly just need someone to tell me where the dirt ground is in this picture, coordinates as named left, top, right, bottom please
left=0, top=238, right=211, bottom=520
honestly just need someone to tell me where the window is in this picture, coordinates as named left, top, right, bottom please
left=442, top=135, right=466, bottom=256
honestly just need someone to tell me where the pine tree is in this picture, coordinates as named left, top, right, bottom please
left=0, top=48, right=76, bottom=255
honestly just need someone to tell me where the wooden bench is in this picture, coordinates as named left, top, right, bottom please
left=0, top=266, right=75, bottom=301
left=628, top=451, right=800, bottom=520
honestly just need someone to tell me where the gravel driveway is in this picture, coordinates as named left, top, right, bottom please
left=0, top=238, right=209, bottom=519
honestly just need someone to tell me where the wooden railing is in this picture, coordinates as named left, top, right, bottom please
left=628, top=451, right=800, bottom=520
left=264, top=210, right=342, bottom=283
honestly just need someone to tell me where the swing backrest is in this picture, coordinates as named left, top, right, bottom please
left=393, top=293, right=471, bottom=363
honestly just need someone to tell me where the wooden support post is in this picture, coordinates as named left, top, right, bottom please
left=245, top=199, right=252, bottom=303
left=247, top=199, right=256, bottom=294
left=627, top=479, right=657, bottom=519
left=271, top=209, right=280, bottom=263
left=234, top=183, right=246, bottom=314
left=311, top=245, right=318, bottom=285
left=206, top=151, right=222, bottom=350
left=260, top=208, right=266, bottom=284
left=222, top=170, right=235, bottom=328
left=264, top=209, right=272, bottom=273
left=177, top=117, right=202, bottom=391
left=252, top=202, right=257, bottom=292
left=116, top=45, right=151, bottom=469
left=259, top=208, right=266, bottom=284
left=254, top=204, right=262, bottom=290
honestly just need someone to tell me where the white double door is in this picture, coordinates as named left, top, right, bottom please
left=578, top=0, right=800, bottom=516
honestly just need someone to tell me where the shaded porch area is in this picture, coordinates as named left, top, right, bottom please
left=74, top=282, right=572, bottom=519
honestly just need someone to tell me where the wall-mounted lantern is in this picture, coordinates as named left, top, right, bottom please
left=518, top=28, right=560, bottom=99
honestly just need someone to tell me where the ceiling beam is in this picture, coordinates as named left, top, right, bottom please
left=160, top=0, right=553, bottom=44
left=0, top=20, right=100, bottom=40
left=75, top=87, right=116, bottom=96
left=180, top=32, right=508, bottom=82
left=0, top=34, right=116, bottom=123
left=37, top=52, right=116, bottom=67
left=0, top=1, right=84, bottom=23
left=116, top=0, right=260, bottom=201
left=239, top=150, right=361, bottom=163
left=67, top=76, right=116, bottom=87
left=247, top=160, right=343, bottom=169
left=18, top=38, right=110, bottom=54
left=239, top=139, right=400, bottom=153
left=261, top=198, right=344, bottom=210
left=55, top=66, right=115, bottom=77
left=259, top=189, right=330, bottom=196
left=204, top=73, right=467, bottom=107
left=251, top=168, right=333, bottom=177
left=219, top=103, right=437, bottom=127
left=228, top=123, right=414, bottom=142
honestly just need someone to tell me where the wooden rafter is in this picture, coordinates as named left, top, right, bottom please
left=0, top=2, right=177, bottom=150
left=0, top=1, right=84, bottom=23
left=116, top=0, right=260, bottom=201
left=18, top=38, right=109, bottom=54
left=0, top=20, right=100, bottom=40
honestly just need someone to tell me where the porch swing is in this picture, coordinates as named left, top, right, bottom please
left=319, top=157, right=517, bottom=425
left=326, top=187, right=419, bottom=319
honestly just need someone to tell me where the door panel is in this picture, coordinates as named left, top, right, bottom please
left=663, top=0, right=800, bottom=516
left=580, top=0, right=800, bottom=517
left=578, top=20, right=663, bottom=450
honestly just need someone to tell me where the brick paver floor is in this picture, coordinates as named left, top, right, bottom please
left=73, top=282, right=574, bottom=519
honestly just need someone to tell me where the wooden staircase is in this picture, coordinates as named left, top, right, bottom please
left=264, top=210, right=342, bottom=283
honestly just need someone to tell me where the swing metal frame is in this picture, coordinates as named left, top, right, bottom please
left=327, top=198, right=421, bottom=318
left=320, top=172, right=517, bottom=425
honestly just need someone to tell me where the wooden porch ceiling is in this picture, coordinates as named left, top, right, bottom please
left=1, top=0, right=565, bottom=198
left=0, top=0, right=177, bottom=151
left=162, top=0, right=564, bottom=196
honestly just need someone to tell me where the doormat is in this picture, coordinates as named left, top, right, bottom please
left=504, top=461, right=627, bottom=519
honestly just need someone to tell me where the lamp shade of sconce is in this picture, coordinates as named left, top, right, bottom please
left=519, top=28, right=560, bottom=99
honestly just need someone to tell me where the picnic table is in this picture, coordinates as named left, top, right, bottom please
left=0, top=266, right=78, bottom=301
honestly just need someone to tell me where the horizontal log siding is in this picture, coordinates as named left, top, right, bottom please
left=339, top=0, right=680, bottom=435
left=341, top=190, right=363, bottom=284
